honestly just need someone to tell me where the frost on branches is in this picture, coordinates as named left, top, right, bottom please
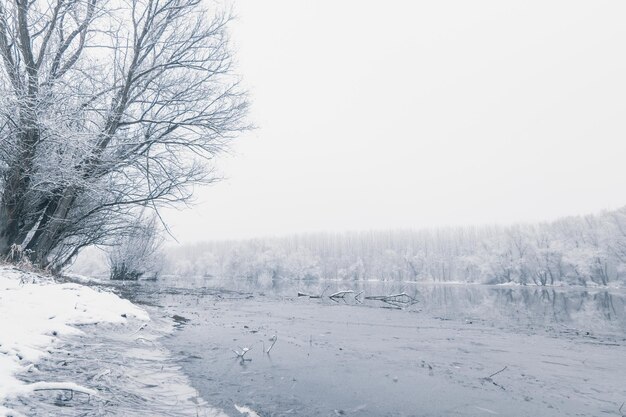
left=0, top=0, right=248, bottom=270
left=108, top=214, right=164, bottom=280
left=162, top=208, right=626, bottom=287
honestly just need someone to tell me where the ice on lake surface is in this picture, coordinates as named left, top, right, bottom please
left=113, top=277, right=626, bottom=417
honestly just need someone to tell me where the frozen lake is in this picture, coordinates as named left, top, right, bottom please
left=117, top=278, right=626, bottom=417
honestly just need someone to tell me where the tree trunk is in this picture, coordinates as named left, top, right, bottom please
left=0, top=125, right=40, bottom=256
left=25, top=187, right=77, bottom=267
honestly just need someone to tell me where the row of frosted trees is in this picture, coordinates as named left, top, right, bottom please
left=164, top=208, right=626, bottom=286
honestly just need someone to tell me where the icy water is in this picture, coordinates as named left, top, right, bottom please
left=116, top=278, right=626, bottom=417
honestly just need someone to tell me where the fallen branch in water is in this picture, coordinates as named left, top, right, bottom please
left=233, top=346, right=252, bottom=361
left=329, top=290, right=354, bottom=299
left=365, top=292, right=416, bottom=301
left=619, top=402, right=624, bottom=417
left=481, top=366, right=508, bottom=390
left=487, top=366, right=508, bottom=379
left=266, top=335, right=277, bottom=354
left=364, top=292, right=418, bottom=307
left=298, top=286, right=330, bottom=299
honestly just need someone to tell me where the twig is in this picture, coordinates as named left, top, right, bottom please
left=487, top=366, right=508, bottom=379
left=481, top=366, right=508, bottom=390
left=233, top=346, right=252, bottom=361
left=266, top=335, right=277, bottom=354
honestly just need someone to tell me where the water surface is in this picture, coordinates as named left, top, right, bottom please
left=115, top=277, right=626, bottom=417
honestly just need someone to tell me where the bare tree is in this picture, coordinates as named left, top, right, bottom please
left=108, top=213, right=163, bottom=280
left=0, top=0, right=248, bottom=270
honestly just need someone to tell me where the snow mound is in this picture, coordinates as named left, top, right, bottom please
left=0, top=266, right=148, bottom=416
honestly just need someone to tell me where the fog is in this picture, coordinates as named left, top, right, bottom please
left=164, top=0, right=626, bottom=242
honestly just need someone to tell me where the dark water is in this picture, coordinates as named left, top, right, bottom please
left=110, top=277, right=626, bottom=417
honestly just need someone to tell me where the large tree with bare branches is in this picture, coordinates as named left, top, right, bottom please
left=0, top=0, right=248, bottom=269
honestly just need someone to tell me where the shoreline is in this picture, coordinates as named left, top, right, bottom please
left=0, top=266, right=223, bottom=417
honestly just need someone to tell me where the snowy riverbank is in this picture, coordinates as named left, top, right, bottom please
left=0, top=266, right=225, bottom=417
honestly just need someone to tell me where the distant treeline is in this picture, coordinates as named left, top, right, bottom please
left=163, top=208, right=626, bottom=286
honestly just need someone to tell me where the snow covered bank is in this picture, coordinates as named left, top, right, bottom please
left=0, top=266, right=226, bottom=417
left=0, top=266, right=147, bottom=416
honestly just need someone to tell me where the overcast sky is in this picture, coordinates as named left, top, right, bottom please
left=163, top=0, right=626, bottom=243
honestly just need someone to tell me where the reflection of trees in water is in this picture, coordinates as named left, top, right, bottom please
left=286, top=281, right=625, bottom=331
left=488, top=288, right=625, bottom=330
left=593, top=291, right=619, bottom=321
left=121, top=275, right=626, bottom=334
left=391, top=285, right=626, bottom=331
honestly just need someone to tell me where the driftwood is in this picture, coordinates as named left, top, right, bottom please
left=329, top=290, right=354, bottom=299
left=364, top=292, right=418, bottom=307
left=364, top=292, right=416, bottom=301
left=297, top=291, right=319, bottom=298
left=297, top=286, right=330, bottom=299
left=298, top=289, right=418, bottom=308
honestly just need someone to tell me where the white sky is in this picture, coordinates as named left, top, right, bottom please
left=163, top=0, right=626, bottom=243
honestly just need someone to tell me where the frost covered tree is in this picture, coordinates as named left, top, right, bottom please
left=108, top=214, right=163, bottom=280
left=159, top=208, right=626, bottom=286
left=0, top=0, right=247, bottom=270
